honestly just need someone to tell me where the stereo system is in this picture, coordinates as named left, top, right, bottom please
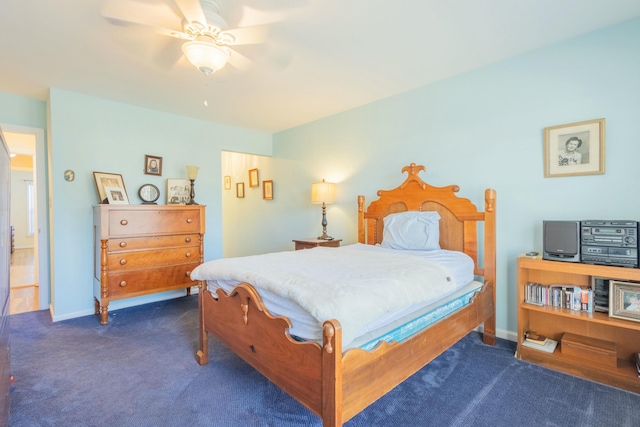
left=543, top=220, right=639, bottom=268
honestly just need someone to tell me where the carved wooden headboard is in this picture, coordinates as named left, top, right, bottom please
left=357, top=163, right=496, bottom=280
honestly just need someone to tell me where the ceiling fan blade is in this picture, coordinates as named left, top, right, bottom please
left=153, top=37, right=186, bottom=70
left=174, top=0, right=207, bottom=25
left=235, top=5, right=288, bottom=27
left=222, top=25, right=270, bottom=46
left=102, top=0, right=184, bottom=33
left=227, top=48, right=254, bottom=72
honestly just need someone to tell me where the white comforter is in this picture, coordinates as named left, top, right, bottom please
left=190, top=244, right=457, bottom=345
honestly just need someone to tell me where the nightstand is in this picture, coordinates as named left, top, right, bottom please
left=293, top=238, right=342, bottom=250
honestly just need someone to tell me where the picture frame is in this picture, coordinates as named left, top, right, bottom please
left=104, top=186, right=129, bottom=204
left=249, top=168, right=259, bottom=188
left=262, top=180, right=273, bottom=200
left=236, top=182, right=245, bottom=198
left=609, top=280, right=640, bottom=323
left=144, top=154, right=162, bottom=176
left=544, top=118, right=605, bottom=178
left=166, top=178, right=190, bottom=205
left=224, top=175, right=231, bottom=190
left=93, top=172, right=128, bottom=204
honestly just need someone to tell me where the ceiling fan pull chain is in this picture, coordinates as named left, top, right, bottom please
left=203, top=73, right=209, bottom=107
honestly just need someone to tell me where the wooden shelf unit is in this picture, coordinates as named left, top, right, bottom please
left=516, top=256, right=640, bottom=394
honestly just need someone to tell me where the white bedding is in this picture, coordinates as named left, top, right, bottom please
left=191, top=243, right=477, bottom=347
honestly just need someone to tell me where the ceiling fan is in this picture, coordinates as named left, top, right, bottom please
left=102, top=0, right=275, bottom=76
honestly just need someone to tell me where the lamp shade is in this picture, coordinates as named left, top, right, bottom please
left=182, top=37, right=230, bottom=76
left=311, top=180, right=336, bottom=204
left=186, top=166, right=200, bottom=180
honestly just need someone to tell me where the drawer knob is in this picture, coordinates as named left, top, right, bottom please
left=120, top=219, right=128, bottom=226
left=185, top=252, right=191, bottom=258
left=186, top=218, right=193, bottom=224
left=119, top=281, right=127, bottom=287
left=185, top=271, right=191, bottom=277
left=185, top=237, right=191, bottom=243
left=119, top=258, right=127, bottom=265
left=119, top=241, right=127, bottom=248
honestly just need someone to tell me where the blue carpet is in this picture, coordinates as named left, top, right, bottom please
left=8, top=296, right=640, bottom=426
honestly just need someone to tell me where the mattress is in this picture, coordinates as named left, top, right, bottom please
left=198, top=244, right=481, bottom=349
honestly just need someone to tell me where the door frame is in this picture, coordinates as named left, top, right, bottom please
left=2, top=123, right=49, bottom=311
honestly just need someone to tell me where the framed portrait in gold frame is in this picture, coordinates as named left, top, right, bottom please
left=262, top=180, right=273, bottom=200
left=249, top=168, right=259, bottom=188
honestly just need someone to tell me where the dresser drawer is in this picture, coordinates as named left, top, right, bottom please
left=108, top=247, right=200, bottom=271
left=107, top=263, right=199, bottom=297
left=108, top=234, right=199, bottom=252
left=108, top=208, right=201, bottom=237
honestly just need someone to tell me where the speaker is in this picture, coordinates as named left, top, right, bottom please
left=543, top=220, right=581, bottom=262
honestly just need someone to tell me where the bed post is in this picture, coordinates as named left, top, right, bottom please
left=321, top=320, right=343, bottom=427
left=482, top=188, right=497, bottom=345
left=195, top=281, right=209, bottom=365
left=357, top=195, right=365, bottom=244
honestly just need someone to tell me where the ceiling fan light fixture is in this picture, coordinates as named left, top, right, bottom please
left=182, top=38, right=230, bottom=76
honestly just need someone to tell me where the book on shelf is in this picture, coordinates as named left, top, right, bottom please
left=524, top=331, right=547, bottom=346
left=524, top=282, right=593, bottom=313
left=521, top=338, right=558, bottom=354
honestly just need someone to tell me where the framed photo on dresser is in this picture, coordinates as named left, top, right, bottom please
left=93, top=172, right=128, bottom=204
left=166, top=179, right=190, bottom=205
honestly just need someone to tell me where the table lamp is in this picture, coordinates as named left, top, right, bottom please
left=311, top=179, right=336, bottom=240
left=186, top=166, right=199, bottom=205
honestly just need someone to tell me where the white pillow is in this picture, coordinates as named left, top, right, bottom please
left=380, top=211, right=441, bottom=251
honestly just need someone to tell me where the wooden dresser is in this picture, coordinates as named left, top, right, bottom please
left=93, top=204, right=205, bottom=325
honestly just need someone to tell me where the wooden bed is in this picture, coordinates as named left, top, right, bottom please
left=195, top=163, right=496, bottom=426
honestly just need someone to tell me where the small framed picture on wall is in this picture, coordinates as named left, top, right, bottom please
left=543, top=118, right=605, bottom=178
left=249, top=168, right=259, bottom=188
left=236, top=182, right=245, bottom=198
left=262, top=180, right=273, bottom=200
left=144, top=155, right=163, bottom=176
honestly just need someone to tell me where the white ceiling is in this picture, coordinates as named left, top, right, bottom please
left=1, top=0, right=640, bottom=133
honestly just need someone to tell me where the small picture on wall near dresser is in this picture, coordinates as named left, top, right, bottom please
left=144, top=154, right=162, bottom=176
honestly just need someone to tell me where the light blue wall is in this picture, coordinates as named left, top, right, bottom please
left=0, top=93, right=47, bottom=129
left=268, top=18, right=640, bottom=338
left=45, top=89, right=272, bottom=319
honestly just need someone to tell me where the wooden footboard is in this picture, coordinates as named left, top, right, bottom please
left=196, top=278, right=495, bottom=427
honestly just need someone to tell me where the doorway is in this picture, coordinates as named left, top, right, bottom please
left=3, top=124, right=49, bottom=314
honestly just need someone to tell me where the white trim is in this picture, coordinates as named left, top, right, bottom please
left=1, top=123, right=49, bottom=310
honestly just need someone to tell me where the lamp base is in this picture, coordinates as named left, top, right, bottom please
left=186, top=178, right=198, bottom=205
left=317, top=233, right=334, bottom=241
